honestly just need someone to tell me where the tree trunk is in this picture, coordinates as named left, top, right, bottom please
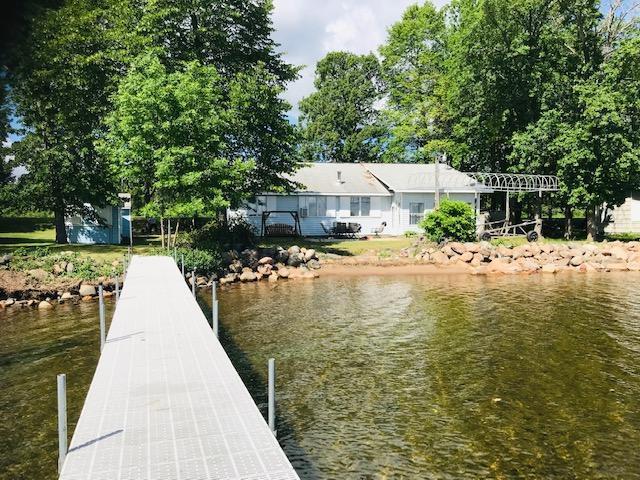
left=586, top=205, right=599, bottom=241
left=160, top=217, right=165, bottom=248
left=54, top=206, right=68, bottom=244
left=564, top=205, right=573, bottom=240
left=172, top=219, right=180, bottom=248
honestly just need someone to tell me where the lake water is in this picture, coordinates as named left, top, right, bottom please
left=1, top=273, right=640, bottom=479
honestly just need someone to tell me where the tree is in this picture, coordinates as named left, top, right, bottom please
left=100, top=54, right=297, bottom=221
left=379, top=1, right=447, bottom=162
left=9, top=0, right=139, bottom=243
left=298, top=51, right=385, bottom=163
left=139, top=0, right=296, bottom=83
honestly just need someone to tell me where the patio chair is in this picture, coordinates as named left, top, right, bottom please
left=372, top=221, right=387, bottom=237
left=320, top=221, right=334, bottom=236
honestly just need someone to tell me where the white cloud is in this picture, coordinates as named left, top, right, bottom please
left=272, top=0, right=449, bottom=121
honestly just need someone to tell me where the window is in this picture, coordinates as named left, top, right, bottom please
left=350, top=196, right=371, bottom=216
left=299, top=196, right=327, bottom=217
left=409, top=202, right=425, bottom=225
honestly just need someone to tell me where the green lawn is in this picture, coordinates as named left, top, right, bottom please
left=259, top=236, right=414, bottom=257
left=0, top=217, right=161, bottom=262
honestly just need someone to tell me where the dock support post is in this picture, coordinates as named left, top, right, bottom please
left=57, top=374, right=67, bottom=473
left=181, top=254, right=185, bottom=279
left=115, top=275, right=120, bottom=302
left=123, top=255, right=128, bottom=275
left=212, top=282, right=218, bottom=338
left=268, top=358, right=276, bottom=436
left=99, top=283, right=106, bottom=351
left=192, top=270, right=196, bottom=297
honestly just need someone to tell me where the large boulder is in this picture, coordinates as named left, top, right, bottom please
left=79, top=284, right=97, bottom=297
left=459, top=252, right=474, bottom=263
left=257, top=264, right=273, bottom=276
left=449, top=242, right=466, bottom=255
left=303, top=249, right=317, bottom=262
left=275, top=248, right=289, bottom=264
left=442, top=245, right=455, bottom=257
left=268, top=272, right=279, bottom=282
left=307, top=259, right=321, bottom=270
left=541, top=264, right=557, bottom=274
left=239, top=270, right=257, bottom=282
left=220, top=273, right=238, bottom=285
left=288, top=245, right=301, bottom=255
left=65, top=262, right=75, bottom=274
left=464, top=243, right=480, bottom=253
left=570, top=256, right=584, bottom=267
left=287, top=252, right=304, bottom=267
left=258, top=257, right=274, bottom=265
left=38, top=300, right=53, bottom=309
left=277, top=267, right=290, bottom=278
left=430, top=251, right=449, bottom=264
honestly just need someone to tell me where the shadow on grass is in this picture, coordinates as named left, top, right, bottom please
left=0, top=217, right=54, bottom=233
left=0, top=237, right=54, bottom=245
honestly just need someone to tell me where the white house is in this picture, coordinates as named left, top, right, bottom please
left=237, top=163, right=491, bottom=237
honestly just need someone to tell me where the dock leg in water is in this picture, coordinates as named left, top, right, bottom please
left=57, top=374, right=67, bottom=473
left=268, top=358, right=276, bottom=437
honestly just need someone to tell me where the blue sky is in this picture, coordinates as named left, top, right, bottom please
left=271, top=0, right=448, bottom=122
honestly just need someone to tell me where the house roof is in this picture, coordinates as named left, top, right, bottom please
left=283, top=162, right=491, bottom=195
left=288, top=163, right=391, bottom=196
left=363, top=163, right=492, bottom=193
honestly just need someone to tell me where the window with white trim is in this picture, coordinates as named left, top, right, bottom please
left=409, top=202, right=425, bottom=225
left=299, top=196, right=327, bottom=217
left=350, top=196, right=371, bottom=216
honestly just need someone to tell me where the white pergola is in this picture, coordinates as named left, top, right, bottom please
left=463, top=172, right=559, bottom=193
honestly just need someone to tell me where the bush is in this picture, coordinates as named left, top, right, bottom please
left=177, top=217, right=256, bottom=251
left=158, top=247, right=222, bottom=275
left=420, top=199, right=476, bottom=242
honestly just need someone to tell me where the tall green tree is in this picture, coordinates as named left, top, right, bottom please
left=379, top=2, right=447, bottom=162
left=139, top=0, right=296, bottom=83
left=9, top=0, right=140, bottom=242
left=298, top=51, right=385, bottom=163
left=101, top=54, right=297, bottom=218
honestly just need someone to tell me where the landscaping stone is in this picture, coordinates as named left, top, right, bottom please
left=459, top=251, right=474, bottom=262
left=79, top=284, right=97, bottom=297
left=258, top=257, right=273, bottom=265
left=239, top=270, right=257, bottom=282
left=277, top=267, right=290, bottom=278
left=303, top=249, right=317, bottom=262
left=38, top=300, right=53, bottom=309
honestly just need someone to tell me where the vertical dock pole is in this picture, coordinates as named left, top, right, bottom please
left=57, top=374, right=67, bottom=473
left=212, top=282, right=218, bottom=338
left=191, top=270, right=196, bottom=297
left=115, top=275, right=120, bottom=302
left=99, top=283, right=106, bottom=351
left=268, top=358, right=276, bottom=436
left=123, top=254, right=128, bottom=275
left=181, top=254, right=185, bottom=278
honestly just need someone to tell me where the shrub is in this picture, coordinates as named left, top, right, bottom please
left=160, top=247, right=222, bottom=275
left=177, top=217, right=256, bottom=251
left=420, top=199, right=476, bottom=242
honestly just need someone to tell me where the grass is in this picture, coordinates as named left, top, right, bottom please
left=0, top=217, right=161, bottom=262
left=259, top=236, right=414, bottom=257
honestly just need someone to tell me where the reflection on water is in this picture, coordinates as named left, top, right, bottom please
left=216, top=274, right=640, bottom=479
left=1, top=274, right=639, bottom=479
left=0, top=300, right=113, bottom=480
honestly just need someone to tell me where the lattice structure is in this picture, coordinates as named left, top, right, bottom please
left=463, top=172, right=559, bottom=192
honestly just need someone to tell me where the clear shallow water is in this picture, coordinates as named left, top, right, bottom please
left=1, top=274, right=640, bottom=479
left=216, top=274, right=640, bottom=479
left=0, top=300, right=113, bottom=480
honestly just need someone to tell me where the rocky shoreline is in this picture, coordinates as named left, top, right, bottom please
left=0, top=245, right=322, bottom=309
left=397, top=239, right=640, bottom=274
left=3, top=240, right=640, bottom=309
left=217, top=245, right=321, bottom=285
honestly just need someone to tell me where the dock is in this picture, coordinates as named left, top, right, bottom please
left=59, top=256, right=299, bottom=480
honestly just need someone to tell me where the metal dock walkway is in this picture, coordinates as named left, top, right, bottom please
left=60, top=256, right=299, bottom=480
